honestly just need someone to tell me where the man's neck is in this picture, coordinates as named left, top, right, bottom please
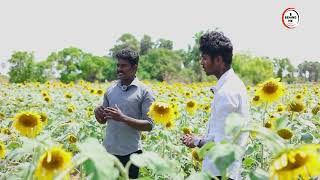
left=121, top=76, right=135, bottom=86
left=216, top=67, right=230, bottom=80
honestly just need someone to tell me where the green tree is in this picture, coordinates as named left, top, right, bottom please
left=233, top=54, right=274, bottom=84
left=46, top=47, right=84, bottom=83
left=138, top=49, right=183, bottom=81
left=140, top=34, right=154, bottom=55
left=185, top=31, right=204, bottom=81
left=79, top=55, right=116, bottom=82
left=109, top=33, right=140, bottom=56
left=155, top=38, right=173, bottom=50
left=8, top=51, right=48, bottom=83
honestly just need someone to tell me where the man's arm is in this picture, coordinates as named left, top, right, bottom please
left=105, top=106, right=152, bottom=131
left=94, top=90, right=110, bottom=124
left=105, top=89, right=155, bottom=131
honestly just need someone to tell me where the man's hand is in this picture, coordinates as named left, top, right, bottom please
left=182, top=134, right=196, bottom=148
left=104, top=104, right=126, bottom=122
left=94, top=106, right=108, bottom=124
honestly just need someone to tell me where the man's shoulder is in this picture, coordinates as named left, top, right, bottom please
left=105, top=81, right=118, bottom=93
left=221, top=75, right=247, bottom=95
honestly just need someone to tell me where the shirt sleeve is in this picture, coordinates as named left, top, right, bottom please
left=141, top=88, right=155, bottom=129
left=102, top=88, right=109, bottom=108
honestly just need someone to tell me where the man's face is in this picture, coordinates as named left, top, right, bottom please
left=200, top=53, right=221, bottom=76
left=116, top=59, right=137, bottom=80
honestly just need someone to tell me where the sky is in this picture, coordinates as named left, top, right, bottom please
left=0, top=0, right=319, bottom=74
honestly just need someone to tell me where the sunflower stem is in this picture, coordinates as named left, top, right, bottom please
left=261, top=102, right=268, bottom=169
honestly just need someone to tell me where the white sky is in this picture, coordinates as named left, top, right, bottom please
left=0, top=0, right=319, bottom=74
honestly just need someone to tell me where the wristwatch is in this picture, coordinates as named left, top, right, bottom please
left=194, top=138, right=201, bottom=147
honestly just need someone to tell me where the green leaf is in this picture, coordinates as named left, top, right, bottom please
left=83, top=159, right=100, bottom=180
left=77, top=138, right=122, bottom=180
left=186, top=172, right=211, bottom=180
left=274, top=116, right=288, bottom=129
left=130, top=151, right=181, bottom=178
left=248, top=168, right=269, bottom=180
left=206, top=144, right=244, bottom=175
left=300, top=133, right=314, bottom=143
left=243, top=126, right=286, bottom=154
left=225, top=113, right=246, bottom=137
left=243, top=158, right=256, bottom=168
left=198, top=142, right=215, bottom=160
left=137, top=177, right=153, bottom=180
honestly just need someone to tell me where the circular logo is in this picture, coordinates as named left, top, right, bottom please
left=282, top=8, right=300, bottom=29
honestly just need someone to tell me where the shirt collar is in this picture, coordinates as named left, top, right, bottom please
left=210, top=68, right=235, bottom=94
left=117, top=76, right=140, bottom=88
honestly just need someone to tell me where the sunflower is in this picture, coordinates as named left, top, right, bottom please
left=276, top=104, right=285, bottom=113
left=182, top=127, right=192, bottom=134
left=0, top=112, right=5, bottom=120
left=141, top=133, right=147, bottom=141
left=39, top=112, right=48, bottom=125
left=165, top=120, right=175, bottom=130
left=277, top=128, right=293, bottom=140
left=270, top=144, right=320, bottom=180
left=148, top=101, right=175, bottom=125
left=184, top=91, right=192, bottom=98
left=264, top=118, right=276, bottom=129
left=251, top=95, right=262, bottom=106
left=64, top=93, right=72, bottom=99
left=34, top=146, right=72, bottom=180
left=67, top=104, right=75, bottom=113
left=192, top=149, right=203, bottom=162
left=287, top=101, right=305, bottom=113
left=0, top=141, right=6, bottom=159
left=13, top=112, right=43, bottom=138
left=41, top=91, right=49, bottom=97
left=67, top=134, right=77, bottom=144
left=96, top=89, right=104, bottom=95
left=43, top=96, right=52, bottom=103
left=186, top=100, right=198, bottom=115
left=311, top=105, right=320, bottom=115
left=89, top=89, right=96, bottom=94
left=257, top=78, right=285, bottom=103
left=294, top=93, right=303, bottom=101
left=202, top=104, right=210, bottom=112
left=1, top=128, right=11, bottom=135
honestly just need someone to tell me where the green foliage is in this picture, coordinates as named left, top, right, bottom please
left=140, top=35, right=154, bottom=55
left=7, top=32, right=320, bottom=84
left=155, top=38, right=173, bottom=50
left=79, top=55, right=116, bottom=82
left=297, top=61, right=320, bottom=82
left=8, top=51, right=48, bottom=83
left=233, top=54, right=274, bottom=84
left=109, top=33, right=140, bottom=57
left=138, top=48, right=184, bottom=81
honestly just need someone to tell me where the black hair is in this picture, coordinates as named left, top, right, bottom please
left=115, top=48, right=139, bottom=65
left=199, top=31, right=233, bottom=65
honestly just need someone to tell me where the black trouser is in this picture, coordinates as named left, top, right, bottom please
left=114, top=150, right=142, bottom=179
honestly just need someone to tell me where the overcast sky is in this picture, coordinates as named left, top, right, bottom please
left=0, top=0, right=319, bottom=73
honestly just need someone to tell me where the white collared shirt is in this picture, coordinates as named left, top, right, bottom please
left=202, top=68, right=250, bottom=180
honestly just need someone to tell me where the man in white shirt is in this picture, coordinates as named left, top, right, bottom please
left=182, top=31, right=250, bottom=180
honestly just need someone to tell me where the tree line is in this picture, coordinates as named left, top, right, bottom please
left=2, top=32, right=319, bottom=84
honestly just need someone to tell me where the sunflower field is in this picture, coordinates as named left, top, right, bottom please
left=0, top=79, right=320, bottom=180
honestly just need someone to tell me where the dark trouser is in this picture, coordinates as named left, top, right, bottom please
left=114, top=150, right=142, bottom=179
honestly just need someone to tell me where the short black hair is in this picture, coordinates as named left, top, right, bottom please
left=199, top=31, right=233, bottom=65
left=115, top=48, right=139, bottom=65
